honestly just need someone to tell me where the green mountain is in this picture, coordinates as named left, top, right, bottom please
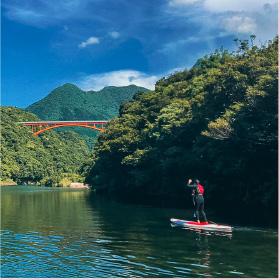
left=26, top=84, right=149, bottom=120
left=83, top=37, right=278, bottom=209
left=26, top=84, right=149, bottom=149
left=1, top=106, right=90, bottom=186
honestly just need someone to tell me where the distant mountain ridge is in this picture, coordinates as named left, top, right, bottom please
left=26, top=83, right=149, bottom=121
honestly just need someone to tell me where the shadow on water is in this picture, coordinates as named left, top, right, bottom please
left=84, top=190, right=278, bottom=276
left=86, top=190, right=277, bottom=229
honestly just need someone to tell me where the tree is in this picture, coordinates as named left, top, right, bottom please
left=83, top=36, right=278, bottom=208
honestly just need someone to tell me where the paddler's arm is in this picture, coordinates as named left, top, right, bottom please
left=187, top=179, right=197, bottom=196
left=187, top=179, right=197, bottom=188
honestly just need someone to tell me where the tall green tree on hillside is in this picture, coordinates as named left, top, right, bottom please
left=83, top=37, right=278, bottom=208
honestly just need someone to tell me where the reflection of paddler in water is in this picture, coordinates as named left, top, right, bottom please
left=195, top=234, right=211, bottom=276
left=187, top=179, right=208, bottom=224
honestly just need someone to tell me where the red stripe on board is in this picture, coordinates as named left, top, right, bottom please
left=186, top=222, right=209, bottom=225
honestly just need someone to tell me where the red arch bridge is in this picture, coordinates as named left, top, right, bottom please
left=18, top=121, right=108, bottom=135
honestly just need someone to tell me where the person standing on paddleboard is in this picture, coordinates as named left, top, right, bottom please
left=187, top=179, right=208, bottom=224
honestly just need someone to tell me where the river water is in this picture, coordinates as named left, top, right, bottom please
left=1, top=186, right=278, bottom=278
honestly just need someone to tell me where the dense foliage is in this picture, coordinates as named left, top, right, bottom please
left=26, top=84, right=148, bottom=150
left=83, top=37, right=278, bottom=208
left=1, top=106, right=90, bottom=186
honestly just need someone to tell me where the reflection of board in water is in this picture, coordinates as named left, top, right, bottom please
left=173, top=225, right=233, bottom=238
left=170, top=218, right=233, bottom=232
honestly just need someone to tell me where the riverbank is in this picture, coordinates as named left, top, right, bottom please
left=0, top=181, right=89, bottom=188
left=69, top=183, right=89, bottom=188
left=0, top=180, right=17, bottom=186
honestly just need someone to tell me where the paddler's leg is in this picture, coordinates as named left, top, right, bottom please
left=195, top=197, right=201, bottom=223
left=200, top=199, right=208, bottom=224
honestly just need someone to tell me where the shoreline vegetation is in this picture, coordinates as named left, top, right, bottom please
left=83, top=36, right=278, bottom=210
left=1, top=36, right=278, bottom=212
left=0, top=182, right=89, bottom=188
left=1, top=106, right=90, bottom=188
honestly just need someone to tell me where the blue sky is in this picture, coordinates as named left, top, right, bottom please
left=2, top=0, right=278, bottom=108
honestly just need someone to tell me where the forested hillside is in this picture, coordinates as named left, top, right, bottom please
left=1, top=106, right=90, bottom=186
left=26, top=84, right=148, bottom=149
left=26, top=84, right=148, bottom=120
left=83, top=37, right=278, bottom=208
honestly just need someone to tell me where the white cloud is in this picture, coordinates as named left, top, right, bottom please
left=167, top=0, right=278, bottom=40
left=169, top=0, right=201, bottom=7
left=2, top=0, right=90, bottom=26
left=217, top=3, right=278, bottom=38
left=11, top=8, right=44, bottom=20
left=109, top=31, right=120, bottom=39
left=79, top=36, right=100, bottom=48
left=77, top=70, right=158, bottom=91
left=168, top=0, right=278, bottom=12
left=220, top=14, right=257, bottom=34
left=203, top=0, right=278, bottom=13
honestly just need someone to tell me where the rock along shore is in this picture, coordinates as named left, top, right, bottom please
left=69, top=183, right=89, bottom=188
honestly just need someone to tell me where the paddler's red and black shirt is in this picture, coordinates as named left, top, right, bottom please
left=187, top=182, right=204, bottom=197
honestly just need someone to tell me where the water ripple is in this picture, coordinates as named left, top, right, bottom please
left=1, top=230, right=206, bottom=279
left=3, top=230, right=190, bottom=277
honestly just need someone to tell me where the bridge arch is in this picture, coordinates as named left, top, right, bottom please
left=18, top=121, right=108, bottom=135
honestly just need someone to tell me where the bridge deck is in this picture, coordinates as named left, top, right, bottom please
left=17, top=121, right=108, bottom=135
left=18, top=121, right=108, bottom=125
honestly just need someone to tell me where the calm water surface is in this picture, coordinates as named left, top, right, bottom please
left=1, top=186, right=278, bottom=278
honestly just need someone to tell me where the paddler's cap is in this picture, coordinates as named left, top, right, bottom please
left=195, top=179, right=200, bottom=184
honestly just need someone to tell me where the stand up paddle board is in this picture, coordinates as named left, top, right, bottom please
left=171, top=218, right=233, bottom=232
